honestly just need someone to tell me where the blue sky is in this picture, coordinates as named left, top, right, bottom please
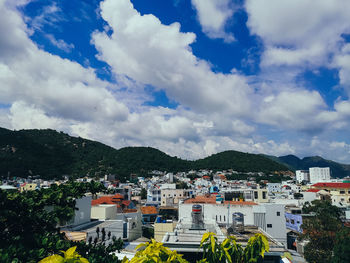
left=1, top=0, right=350, bottom=164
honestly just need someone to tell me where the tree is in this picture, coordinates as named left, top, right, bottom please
left=0, top=182, right=122, bottom=263
left=140, top=188, right=147, bottom=199
left=299, top=200, right=344, bottom=263
left=331, top=227, right=350, bottom=263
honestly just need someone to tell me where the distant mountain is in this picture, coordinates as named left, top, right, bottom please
left=194, top=151, right=289, bottom=172
left=276, top=155, right=350, bottom=178
left=0, top=127, right=290, bottom=180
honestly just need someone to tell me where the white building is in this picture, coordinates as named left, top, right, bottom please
left=179, top=197, right=287, bottom=246
left=267, top=183, right=282, bottom=193
left=296, top=170, right=309, bottom=183
left=253, top=204, right=287, bottom=247
left=309, top=167, right=330, bottom=184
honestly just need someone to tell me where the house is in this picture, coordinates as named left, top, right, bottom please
left=140, top=206, right=158, bottom=224
left=311, top=182, right=350, bottom=206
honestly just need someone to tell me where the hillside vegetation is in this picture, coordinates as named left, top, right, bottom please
left=0, top=127, right=293, bottom=180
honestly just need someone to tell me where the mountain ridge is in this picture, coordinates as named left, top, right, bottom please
left=1, top=127, right=349, bottom=179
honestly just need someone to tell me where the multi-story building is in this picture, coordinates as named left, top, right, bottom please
left=296, top=170, right=309, bottom=183
left=309, top=167, right=330, bottom=184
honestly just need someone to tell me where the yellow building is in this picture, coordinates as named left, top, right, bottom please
left=311, top=182, right=350, bottom=206
left=20, top=183, right=38, bottom=192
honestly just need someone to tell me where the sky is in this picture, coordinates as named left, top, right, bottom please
left=1, top=0, right=350, bottom=163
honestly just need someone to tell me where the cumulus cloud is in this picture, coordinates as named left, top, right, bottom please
left=246, top=0, right=350, bottom=67
left=92, top=0, right=251, bottom=116
left=191, top=0, right=235, bottom=42
left=2, top=0, right=350, bottom=164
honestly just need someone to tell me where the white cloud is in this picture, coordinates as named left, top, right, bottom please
left=246, top=0, right=350, bottom=67
left=257, top=90, right=329, bottom=132
left=92, top=0, right=252, bottom=116
left=46, top=34, right=74, bottom=52
left=191, top=0, right=234, bottom=42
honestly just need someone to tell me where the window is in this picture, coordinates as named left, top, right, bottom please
left=179, top=194, right=182, bottom=197
left=291, top=219, right=295, bottom=224
left=267, top=224, right=272, bottom=228
left=220, top=215, right=222, bottom=221
left=254, top=191, right=258, bottom=199
left=163, top=194, right=165, bottom=197
left=224, top=215, right=226, bottom=222
left=174, top=194, right=176, bottom=197
left=216, top=215, right=217, bottom=221
left=340, top=191, right=345, bottom=194
left=263, top=192, right=267, bottom=199
left=277, top=211, right=280, bottom=216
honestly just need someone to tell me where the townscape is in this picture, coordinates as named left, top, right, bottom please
left=2, top=0, right=350, bottom=262
left=1, top=163, right=350, bottom=262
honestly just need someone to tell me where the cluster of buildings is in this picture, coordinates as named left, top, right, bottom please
left=2, top=167, right=350, bottom=262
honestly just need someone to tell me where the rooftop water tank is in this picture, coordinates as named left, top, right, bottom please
left=191, top=204, right=204, bottom=230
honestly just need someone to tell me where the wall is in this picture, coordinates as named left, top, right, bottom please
left=71, top=196, right=92, bottom=226
left=154, top=222, right=176, bottom=242
left=285, top=212, right=302, bottom=233
left=253, top=204, right=287, bottom=247
left=179, top=203, right=256, bottom=226
left=161, top=189, right=185, bottom=206
left=91, top=205, right=117, bottom=220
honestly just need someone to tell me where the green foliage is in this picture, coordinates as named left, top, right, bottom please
left=142, top=226, right=154, bottom=239
left=140, top=188, right=147, bottom=200
left=176, top=181, right=189, bottom=189
left=122, top=239, right=188, bottom=263
left=39, top=246, right=88, bottom=263
left=0, top=128, right=290, bottom=180
left=200, top=232, right=269, bottom=263
left=300, top=200, right=346, bottom=263
left=331, top=228, right=350, bottom=263
left=0, top=182, right=123, bottom=263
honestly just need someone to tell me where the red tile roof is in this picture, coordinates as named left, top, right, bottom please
left=91, top=193, right=125, bottom=206
left=311, top=183, right=350, bottom=189
left=140, top=206, right=158, bottom=215
left=122, top=200, right=131, bottom=206
left=184, top=195, right=216, bottom=204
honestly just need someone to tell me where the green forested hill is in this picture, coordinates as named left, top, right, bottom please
left=194, top=150, right=289, bottom=172
left=0, top=127, right=290, bottom=180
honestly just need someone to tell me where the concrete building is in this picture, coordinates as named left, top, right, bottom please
left=154, top=220, right=177, bottom=242
left=86, top=212, right=142, bottom=243
left=309, top=167, right=330, bottom=184
left=296, top=170, right=309, bottom=183
left=179, top=195, right=257, bottom=226
left=253, top=203, right=287, bottom=247
left=311, top=182, right=350, bottom=206
left=147, top=186, right=161, bottom=205
left=91, top=204, right=117, bottom=220
left=68, top=195, right=92, bottom=227
left=267, top=183, right=282, bottom=194
left=161, top=189, right=186, bottom=206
